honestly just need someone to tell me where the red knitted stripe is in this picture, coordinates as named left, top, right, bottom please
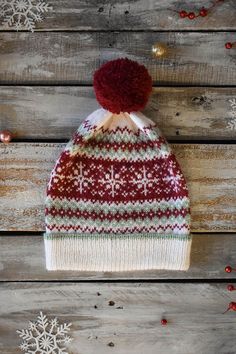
left=79, top=139, right=165, bottom=151
left=46, top=224, right=190, bottom=233
left=47, top=153, right=189, bottom=202
left=46, top=207, right=190, bottom=221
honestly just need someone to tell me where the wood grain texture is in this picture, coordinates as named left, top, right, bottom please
left=0, top=234, right=235, bottom=280
left=1, top=86, right=236, bottom=140
left=0, top=32, right=236, bottom=85
left=0, top=143, right=236, bottom=232
left=1, top=282, right=236, bottom=354
left=0, top=0, right=235, bottom=31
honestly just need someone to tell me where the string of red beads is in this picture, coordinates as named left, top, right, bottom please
left=177, top=0, right=224, bottom=21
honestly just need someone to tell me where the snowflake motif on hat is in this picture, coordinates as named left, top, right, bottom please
left=17, top=311, right=72, bottom=354
left=131, top=166, right=159, bottom=196
left=0, top=0, right=52, bottom=32
left=164, top=167, right=183, bottom=193
left=99, top=165, right=125, bottom=197
left=67, top=162, right=94, bottom=194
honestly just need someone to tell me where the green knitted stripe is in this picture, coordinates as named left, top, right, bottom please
left=68, top=143, right=171, bottom=161
left=46, top=196, right=190, bottom=213
left=45, top=214, right=190, bottom=228
left=94, top=131, right=149, bottom=143
left=44, top=232, right=192, bottom=241
left=90, top=129, right=160, bottom=143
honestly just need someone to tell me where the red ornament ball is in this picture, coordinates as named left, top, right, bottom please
left=225, top=265, right=232, bottom=273
left=0, top=130, right=12, bottom=144
left=199, top=8, right=208, bottom=17
left=188, top=12, right=195, bottom=20
left=93, top=58, right=152, bottom=114
left=225, top=42, right=233, bottom=49
left=161, top=319, right=168, bottom=326
left=179, top=10, right=188, bottom=18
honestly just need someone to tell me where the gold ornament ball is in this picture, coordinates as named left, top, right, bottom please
left=152, top=43, right=167, bottom=57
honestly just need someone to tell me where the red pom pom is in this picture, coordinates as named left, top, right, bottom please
left=93, top=58, right=152, bottom=114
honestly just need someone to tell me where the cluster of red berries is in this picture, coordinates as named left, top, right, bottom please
left=179, top=7, right=208, bottom=20
left=224, top=265, right=236, bottom=313
left=178, top=0, right=224, bottom=20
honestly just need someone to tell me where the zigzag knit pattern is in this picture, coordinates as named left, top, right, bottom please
left=44, top=109, right=191, bottom=271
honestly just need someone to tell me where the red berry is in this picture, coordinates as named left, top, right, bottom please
left=199, top=8, right=208, bottom=17
left=229, top=302, right=236, bottom=311
left=161, top=319, right=168, bottom=326
left=225, top=42, right=233, bottom=49
left=179, top=10, right=187, bottom=18
left=188, top=12, right=195, bottom=20
left=227, top=284, right=235, bottom=291
left=225, top=265, right=232, bottom=273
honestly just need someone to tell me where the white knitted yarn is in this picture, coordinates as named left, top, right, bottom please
left=44, top=235, right=192, bottom=271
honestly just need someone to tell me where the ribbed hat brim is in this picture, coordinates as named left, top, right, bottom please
left=44, top=233, right=192, bottom=271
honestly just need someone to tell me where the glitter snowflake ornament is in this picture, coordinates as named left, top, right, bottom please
left=17, top=312, right=73, bottom=354
left=0, top=0, right=52, bottom=32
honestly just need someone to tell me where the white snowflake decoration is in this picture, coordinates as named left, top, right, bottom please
left=131, top=166, right=159, bottom=196
left=164, top=168, right=183, bottom=193
left=99, top=165, right=125, bottom=197
left=0, top=0, right=52, bottom=32
left=68, top=162, right=94, bottom=194
left=17, top=312, right=73, bottom=354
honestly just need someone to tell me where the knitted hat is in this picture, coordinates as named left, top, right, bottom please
left=44, top=58, right=191, bottom=271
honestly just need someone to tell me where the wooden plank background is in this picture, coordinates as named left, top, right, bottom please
left=1, top=86, right=236, bottom=140
left=0, top=0, right=235, bottom=31
left=1, top=283, right=236, bottom=354
left=0, top=234, right=235, bottom=280
left=1, top=0, right=236, bottom=352
left=1, top=143, right=236, bottom=232
left=0, top=32, right=235, bottom=85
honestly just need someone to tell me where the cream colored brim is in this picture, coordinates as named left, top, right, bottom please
left=44, top=234, right=192, bottom=272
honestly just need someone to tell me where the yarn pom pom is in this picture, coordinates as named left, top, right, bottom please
left=93, top=58, right=152, bottom=114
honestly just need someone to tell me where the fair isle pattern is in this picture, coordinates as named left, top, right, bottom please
left=44, top=109, right=191, bottom=271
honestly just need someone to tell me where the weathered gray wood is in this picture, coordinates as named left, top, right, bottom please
left=0, top=0, right=235, bottom=31
left=0, top=143, right=236, bottom=232
left=0, top=32, right=235, bottom=85
left=0, top=234, right=235, bottom=280
left=0, top=282, right=236, bottom=354
left=1, top=86, right=236, bottom=140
